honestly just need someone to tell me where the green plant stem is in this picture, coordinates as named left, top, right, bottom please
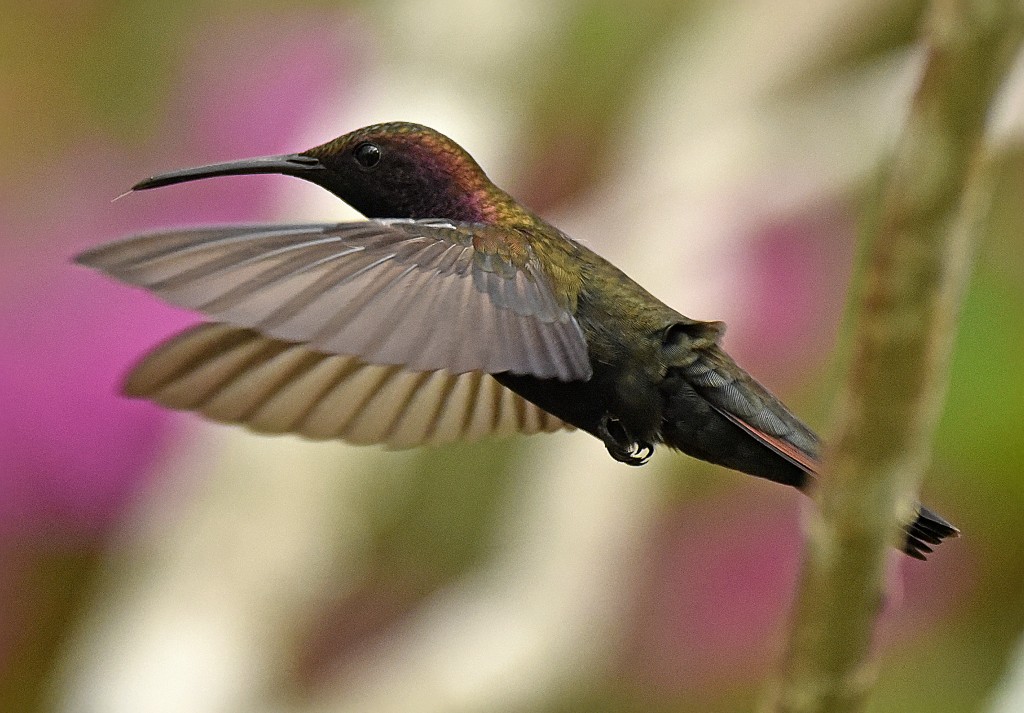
left=765, top=2, right=1024, bottom=712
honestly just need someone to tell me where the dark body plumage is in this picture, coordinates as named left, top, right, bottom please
left=76, top=122, right=957, bottom=558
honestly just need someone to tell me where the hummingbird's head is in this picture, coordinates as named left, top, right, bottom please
left=301, top=122, right=504, bottom=221
left=132, top=122, right=515, bottom=223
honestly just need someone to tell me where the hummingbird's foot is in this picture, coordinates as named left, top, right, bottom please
left=598, top=414, right=654, bottom=466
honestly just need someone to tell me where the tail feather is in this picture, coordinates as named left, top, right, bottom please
left=903, top=506, right=959, bottom=560
left=668, top=350, right=961, bottom=561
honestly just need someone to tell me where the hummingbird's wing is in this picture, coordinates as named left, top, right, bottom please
left=681, top=346, right=821, bottom=474
left=125, top=323, right=571, bottom=447
left=76, top=220, right=591, bottom=381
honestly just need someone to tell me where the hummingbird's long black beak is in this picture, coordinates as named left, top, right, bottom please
left=132, top=154, right=325, bottom=192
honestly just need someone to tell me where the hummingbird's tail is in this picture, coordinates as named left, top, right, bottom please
left=662, top=345, right=960, bottom=560
left=902, top=505, right=959, bottom=560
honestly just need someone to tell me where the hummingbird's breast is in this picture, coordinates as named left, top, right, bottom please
left=526, top=236, right=683, bottom=442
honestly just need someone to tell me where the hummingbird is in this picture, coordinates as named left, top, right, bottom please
left=76, top=121, right=957, bottom=559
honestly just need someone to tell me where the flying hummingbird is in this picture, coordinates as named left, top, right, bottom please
left=76, top=122, right=957, bottom=559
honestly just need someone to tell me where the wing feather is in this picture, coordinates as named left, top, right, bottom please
left=76, top=220, right=591, bottom=380
left=126, top=323, right=571, bottom=447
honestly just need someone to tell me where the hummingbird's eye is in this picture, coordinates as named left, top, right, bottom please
left=354, top=142, right=382, bottom=168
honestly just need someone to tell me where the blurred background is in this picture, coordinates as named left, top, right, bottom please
left=2, top=1, right=1023, bottom=711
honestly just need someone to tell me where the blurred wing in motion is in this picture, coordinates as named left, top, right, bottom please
left=75, top=219, right=591, bottom=381
left=126, top=323, right=571, bottom=447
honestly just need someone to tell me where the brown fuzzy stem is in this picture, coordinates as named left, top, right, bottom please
left=764, top=2, right=1024, bottom=712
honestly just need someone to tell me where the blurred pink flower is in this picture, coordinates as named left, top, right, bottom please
left=621, top=485, right=802, bottom=695
left=729, top=202, right=856, bottom=385
left=0, top=9, right=359, bottom=667
left=622, top=484, right=971, bottom=698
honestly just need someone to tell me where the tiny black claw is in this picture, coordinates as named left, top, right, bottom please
left=598, top=414, right=653, bottom=466
left=632, top=442, right=654, bottom=465
left=605, top=439, right=644, bottom=465
left=618, top=448, right=650, bottom=466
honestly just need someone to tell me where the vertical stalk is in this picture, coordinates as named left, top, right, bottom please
left=766, top=2, right=1024, bottom=712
